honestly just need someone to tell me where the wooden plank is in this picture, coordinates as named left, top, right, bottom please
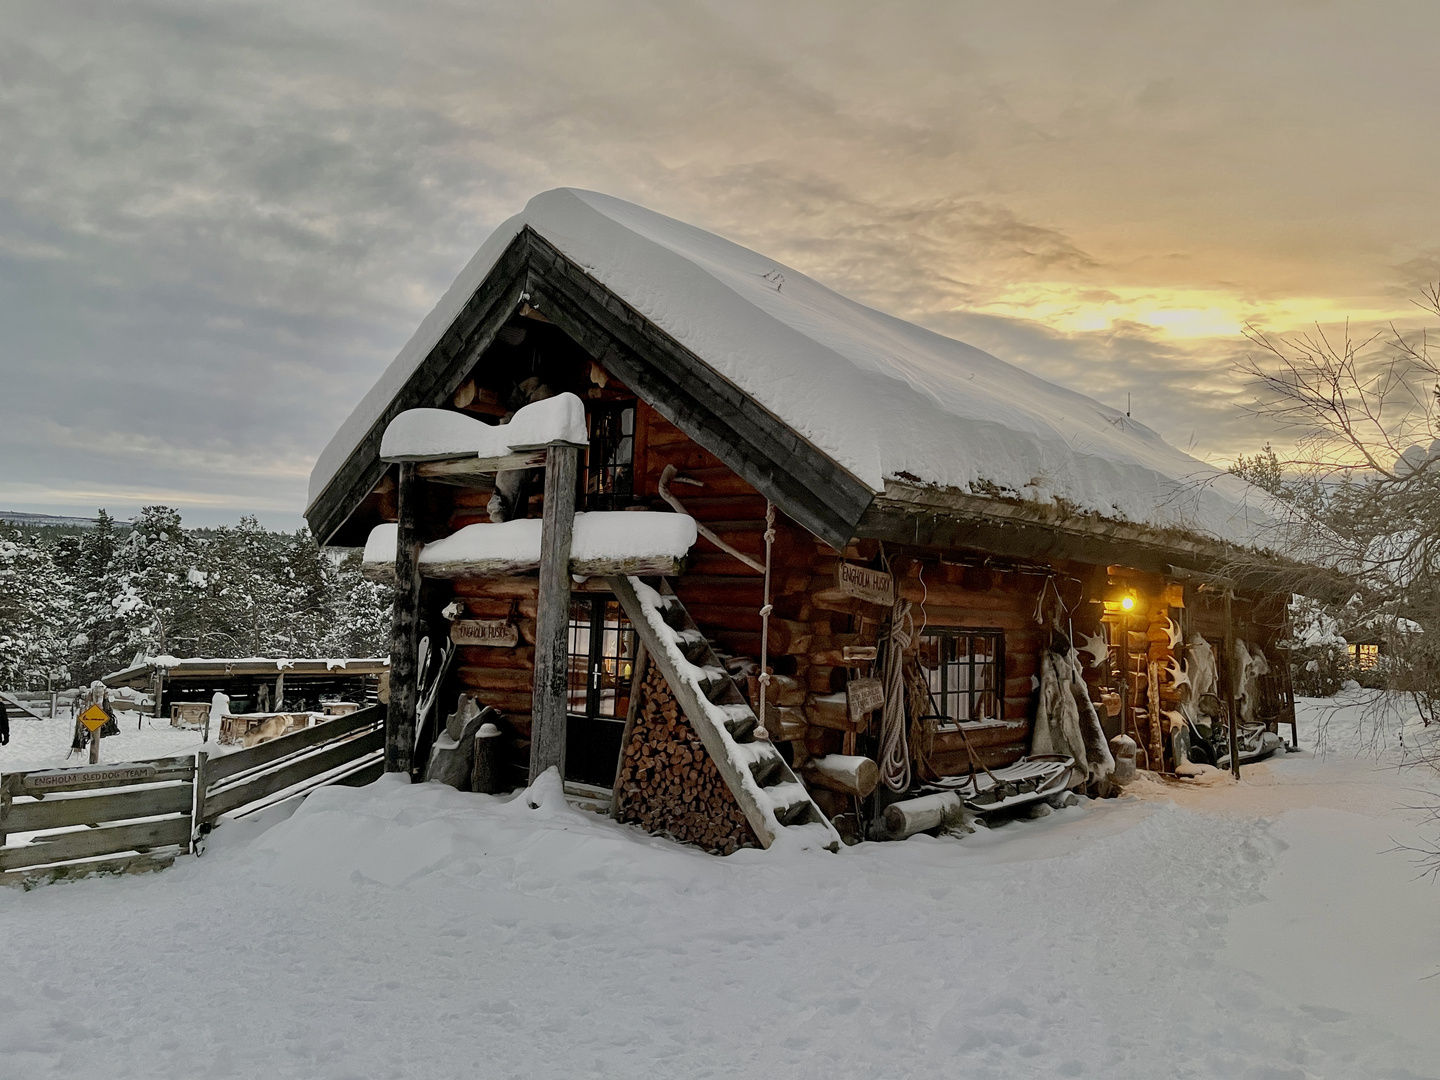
left=332, top=756, right=385, bottom=788
left=419, top=552, right=683, bottom=581
left=14, top=759, right=193, bottom=797
left=1, top=850, right=177, bottom=888
left=387, top=461, right=424, bottom=776
left=0, top=816, right=191, bottom=872
left=413, top=450, right=546, bottom=476
left=205, top=706, right=383, bottom=785
left=4, top=784, right=192, bottom=833
left=204, top=728, right=386, bottom=821
left=530, top=443, right=578, bottom=783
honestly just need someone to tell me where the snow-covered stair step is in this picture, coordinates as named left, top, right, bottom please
left=609, top=575, right=840, bottom=853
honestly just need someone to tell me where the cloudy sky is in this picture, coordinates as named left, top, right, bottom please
left=4, top=1, right=1438, bottom=528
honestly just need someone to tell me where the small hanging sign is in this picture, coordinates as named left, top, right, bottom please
left=846, top=677, right=885, bottom=722
left=79, top=704, right=110, bottom=732
left=835, top=562, right=894, bottom=607
left=450, top=619, right=520, bottom=648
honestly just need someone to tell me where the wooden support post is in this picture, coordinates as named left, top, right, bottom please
left=386, top=461, right=425, bottom=776
left=1223, top=589, right=1241, bottom=780
left=529, top=444, right=579, bottom=784
left=192, top=750, right=208, bottom=852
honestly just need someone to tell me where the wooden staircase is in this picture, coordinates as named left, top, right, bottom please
left=608, top=575, right=840, bottom=852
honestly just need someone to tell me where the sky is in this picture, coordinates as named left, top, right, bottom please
left=3, top=0, right=1438, bottom=529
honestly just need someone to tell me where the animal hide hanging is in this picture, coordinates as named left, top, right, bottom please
left=1031, top=645, right=1115, bottom=783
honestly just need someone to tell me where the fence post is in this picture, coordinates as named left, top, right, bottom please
left=192, top=750, right=207, bottom=853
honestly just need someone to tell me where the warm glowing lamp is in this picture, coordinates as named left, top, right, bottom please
left=1120, top=595, right=1135, bottom=611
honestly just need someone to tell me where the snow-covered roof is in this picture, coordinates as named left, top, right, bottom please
left=104, top=656, right=390, bottom=687
left=310, top=188, right=1289, bottom=553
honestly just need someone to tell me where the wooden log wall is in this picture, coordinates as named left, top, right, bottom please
left=613, top=665, right=760, bottom=854
left=365, top=354, right=1302, bottom=799
left=451, top=577, right=538, bottom=780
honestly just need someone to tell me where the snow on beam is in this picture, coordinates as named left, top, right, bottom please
left=378, top=394, right=588, bottom=465
left=360, top=513, right=698, bottom=583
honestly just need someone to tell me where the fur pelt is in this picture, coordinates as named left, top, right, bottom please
left=1031, top=645, right=1115, bottom=783
left=1182, top=634, right=1218, bottom=725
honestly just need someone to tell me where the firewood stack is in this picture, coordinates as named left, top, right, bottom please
left=614, top=666, right=759, bottom=856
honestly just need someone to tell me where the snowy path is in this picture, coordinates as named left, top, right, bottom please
left=1, top=698, right=1437, bottom=1079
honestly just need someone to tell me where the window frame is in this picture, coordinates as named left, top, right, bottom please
left=582, top=402, right=637, bottom=511
left=566, top=594, right=638, bottom=722
left=915, top=626, right=1006, bottom=727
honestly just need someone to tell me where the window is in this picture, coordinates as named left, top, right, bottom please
left=567, top=596, right=637, bottom=719
left=564, top=595, right=638, bottom=788
left=584, top=404, right=635, bottom=510
left=917, top=628, right=1004, bottom=724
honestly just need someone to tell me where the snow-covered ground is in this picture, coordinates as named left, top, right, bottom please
left=1, top=712, right=206, bottom=773
left=2, top=695, right=1438, bottom=1079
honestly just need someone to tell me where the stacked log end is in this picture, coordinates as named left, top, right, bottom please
left=614, top=666, right=759, bottom=856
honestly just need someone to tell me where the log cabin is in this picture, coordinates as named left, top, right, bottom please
left=305, top=189, right=1340, bottom=853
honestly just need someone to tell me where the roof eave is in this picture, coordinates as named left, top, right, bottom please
left=858, top=481, right=1350, bottom=600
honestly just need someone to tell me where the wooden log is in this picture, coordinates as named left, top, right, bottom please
left=454, top=667, right=533, bottom=692
left=452, top=577, right=538, bottom=598
left=472, top=723, right=505, bottom=793
left=802, top=754, right=879, bottom=798
left=385, top=461, right=424, bottom=777
left=768, top=674, right=806, bottom=706
left=804, top=693, right=867, bottom=733
left=422, top=552, right=682, bottom=580
left=457, top=644, right=534, bottom=670
left=454, top=596, right=539, bottom=620
left=883, top=791, right=966, bottom=840
left=768, top=705, right=809, bottom=742
left=469, top=689, right=534, bottom=714
left=1147, top=660, right=1164, bottom=773
left=530, top=444, right=577, bottom=783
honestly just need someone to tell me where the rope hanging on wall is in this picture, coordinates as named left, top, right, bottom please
left=879, top=596, right=914, bottom=792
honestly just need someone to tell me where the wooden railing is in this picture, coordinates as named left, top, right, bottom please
left=1, top=704, right=384, bottom=887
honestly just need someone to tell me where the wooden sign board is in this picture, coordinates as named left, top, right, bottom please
left=24, top=764, right=157, bottom=792
left=450, top=619, right=520, bottom=648
left=835, top=562, right=894, bottom=607
left=846, top=677, right=885, bottom=722
left=841, top=645, right=878, bottom=664
left=80, top=704, right=110, bottom=732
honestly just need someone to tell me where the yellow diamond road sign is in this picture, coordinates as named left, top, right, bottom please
left=80, top=705, right=109, bottom=733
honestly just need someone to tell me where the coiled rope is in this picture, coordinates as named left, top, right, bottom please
left=880, top=596, right=914, bottom=792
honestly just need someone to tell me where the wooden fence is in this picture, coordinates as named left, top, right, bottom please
left=0, top=704, right=384, bottom=887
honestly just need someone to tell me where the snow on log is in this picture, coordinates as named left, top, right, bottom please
left=360, top=512, right=697, bottom=581
left=883, top=791, right=967, bottom=840
left=379, top=394, right=588, bottom=463
left=802, top=754, right=879, bottom=799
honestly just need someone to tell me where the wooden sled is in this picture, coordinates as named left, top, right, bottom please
left=920, top=755, right=1075, bottom=814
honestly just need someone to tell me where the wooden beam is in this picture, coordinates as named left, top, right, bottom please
left=529, top=444, right=579, bottom=783
left=419, top=553, right=684, bottom=581
left=413, top=450, right=547, bottom=483
left=385, top=462, right=424, bottom=777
